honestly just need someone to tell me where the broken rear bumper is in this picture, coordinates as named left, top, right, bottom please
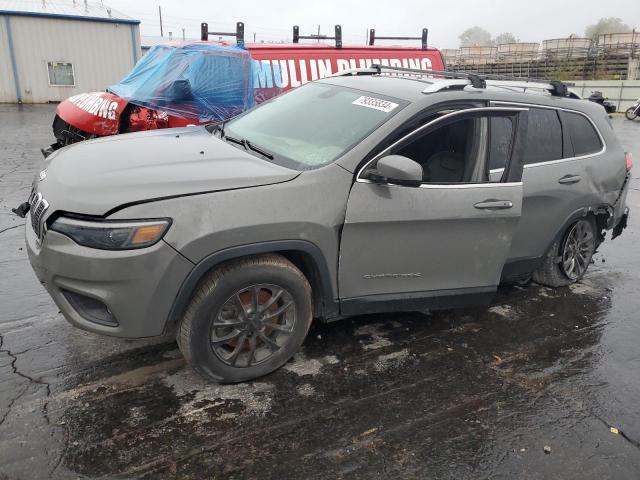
left=609, top=173, right=631, bottom=239
left=612, top=207, right=629, bottom=240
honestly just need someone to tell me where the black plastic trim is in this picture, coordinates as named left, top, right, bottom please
left=165, top=240, right=338, bottom=332
left=340, top=286, right=496, bottom=316
left=501, top=257, right=543, bottom=280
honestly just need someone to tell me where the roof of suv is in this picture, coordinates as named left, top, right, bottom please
left=319, top=74, right=604, bottom=117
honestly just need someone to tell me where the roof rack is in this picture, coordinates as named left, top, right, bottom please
left=369, top=28, right=429, bottom=50
left=201, top=22, right=245, bottom=47
left=293, top=25, right=342, bottom=48
left=337, top=65, right=570, bottom=97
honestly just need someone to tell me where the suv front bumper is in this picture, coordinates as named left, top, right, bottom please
left=25, top=213, right=193, bottom=338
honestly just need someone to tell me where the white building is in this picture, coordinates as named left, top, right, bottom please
left=0, top=0, right=141, bottom=103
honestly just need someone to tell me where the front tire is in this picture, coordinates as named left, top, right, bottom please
left=533, top=217, right=597, bottom=288
left=626, top=107, right=639, bottom=121
left=177, top=254, right=313, bottom=383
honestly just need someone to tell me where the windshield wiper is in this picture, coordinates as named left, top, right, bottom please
left=246, top=140, right=274, bottom=160
left=223, top=135, right=274, bottom=160
left=224, top=135, right=247, bottom=149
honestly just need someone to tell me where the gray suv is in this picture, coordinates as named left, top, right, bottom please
left=23, top=67, right=631, bottom=383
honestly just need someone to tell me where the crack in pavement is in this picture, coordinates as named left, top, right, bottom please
left=0, top=334, right=67, bottom=478
left=0, top=223, right=24, bottom=235
left=0, top=384, right=29, bottom=427
left=592, top=412, right=640, bottom=450
left=0, top=334, right=52, bottom=426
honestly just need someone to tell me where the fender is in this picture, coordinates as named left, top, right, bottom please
left=501, top=204, right=609, bottom=280
left=165, top=240, right=338, bottom=332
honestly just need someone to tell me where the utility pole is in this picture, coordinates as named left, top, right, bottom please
left=158, top=5, right=163, bottom=37
left=182, top=27, right=185, bottom=40
left=317, top=24, right=320, bottom=43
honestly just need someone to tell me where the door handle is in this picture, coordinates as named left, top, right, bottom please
left=474, top=200, right=513, bottom=210
left=558, top=174, right=582, bottom=185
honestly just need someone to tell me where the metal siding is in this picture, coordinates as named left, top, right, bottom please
left=0, top=15, right=18, bottom=102
left=4, top=15, right=141, bottom=103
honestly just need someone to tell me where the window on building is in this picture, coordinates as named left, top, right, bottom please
left=47, top=62, right=75, bottom=86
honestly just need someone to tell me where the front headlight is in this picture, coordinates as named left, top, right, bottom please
left=49, top=217, right=171, bottom=250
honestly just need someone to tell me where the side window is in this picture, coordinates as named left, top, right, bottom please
left=523, top=108, right=562, bottom=164
left=488, top=117, right=513, bottom=170
left=381, top=114, right=514, bottom=184
left=563, top=112, right=603, bottom=156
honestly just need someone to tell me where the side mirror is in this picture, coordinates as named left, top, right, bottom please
left=373, top=155, right=423, bottom=185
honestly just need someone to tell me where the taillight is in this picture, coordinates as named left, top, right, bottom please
left=625, top=152, right=633, bottom=171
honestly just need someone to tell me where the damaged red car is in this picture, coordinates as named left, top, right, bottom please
left=45, top=22, right=445, bottom=156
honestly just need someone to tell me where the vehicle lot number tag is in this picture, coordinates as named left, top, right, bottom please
left=352, top=96, right=399, bottom=113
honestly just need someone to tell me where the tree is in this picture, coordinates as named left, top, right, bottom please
left=459, top=26, right=492, bottom=47
left=585, top=17, right=631, bottom=41
left=494, top=32, right=519, bottom=45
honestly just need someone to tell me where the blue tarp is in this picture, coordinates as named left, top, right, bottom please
left=108, top=43, right=255, bottom=123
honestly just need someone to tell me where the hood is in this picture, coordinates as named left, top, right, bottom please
left=38, top=127, right=300, bottom=217
left=56, top=91, right=128, bottom=136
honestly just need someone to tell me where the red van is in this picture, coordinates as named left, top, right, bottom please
left=46, top=22, right=445, bottom=155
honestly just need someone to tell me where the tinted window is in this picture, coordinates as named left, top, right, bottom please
left=564, top=112, right=602, bottom=156
left=488, top=117, right=513, bottom=170
left=386, top=115, right=513, bottom=184
left=523, top=108, right=563, bottom=164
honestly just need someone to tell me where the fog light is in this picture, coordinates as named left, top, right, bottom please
left=61, top=290, right=118, bottom=327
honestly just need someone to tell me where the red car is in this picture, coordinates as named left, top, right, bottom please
left=46, top=22, right=445, bottom=156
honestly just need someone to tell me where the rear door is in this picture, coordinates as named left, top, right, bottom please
left=490, top=105, right=606, bottom=264
left=338, top=107, right=529, bottom=313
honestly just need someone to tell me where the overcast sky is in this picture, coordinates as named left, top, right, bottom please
left=105, top=0, right=640, bottom=49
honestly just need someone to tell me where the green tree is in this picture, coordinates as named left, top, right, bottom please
left=494, top=32, right=519, bottom=45
left=459, top=26, right=492, bottom=47
left=585, top=17, right=631, bottom=41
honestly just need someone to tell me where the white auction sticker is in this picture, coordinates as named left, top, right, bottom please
left=352, top=96, right=399, bottom=113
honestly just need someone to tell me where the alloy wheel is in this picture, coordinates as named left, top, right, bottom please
left=210, top=284, right=296, bottom=367
left=560, top=219, right=595, bottom=281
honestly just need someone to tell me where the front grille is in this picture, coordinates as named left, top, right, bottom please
left=52, top=115, right=89, bottom=146
left=29, top=191, right=49, bottom=242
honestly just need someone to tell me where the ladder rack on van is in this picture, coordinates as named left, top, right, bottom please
left=338, top=65, right=570, bottom=97
left=293, top=25, right=343, bottom=48
left=201, top=22, right=245, bottom=47
left=368, top=28, right=429, bottom=50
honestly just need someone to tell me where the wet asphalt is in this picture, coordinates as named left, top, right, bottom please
left=0, top=104, right=639, bottom=480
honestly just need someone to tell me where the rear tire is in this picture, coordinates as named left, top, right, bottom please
left=626, top=107, right=639, bottom=121
left=177, top=254, right=313, bottom=383
left=533, top=217, right=597, bottom=288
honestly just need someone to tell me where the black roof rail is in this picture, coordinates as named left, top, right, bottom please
left=369, top=65, right=486, bottom=88
left=369, top=28, right=428, bottom=50
left=292, top=25, right=342, bottom=48
left=200, top=22, right=245, bottom=47
left=354, top=65, right=570, bottom=96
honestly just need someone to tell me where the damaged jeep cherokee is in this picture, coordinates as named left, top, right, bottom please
left=23, top=67, right=631, bottom=383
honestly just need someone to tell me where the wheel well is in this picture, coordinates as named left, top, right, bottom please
left=277, top=250, right=325, bottom=318
left=164, top=242, right=337, bottom=335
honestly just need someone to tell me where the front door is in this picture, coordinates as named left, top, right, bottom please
left=339, top=107, right=529, bottom=314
